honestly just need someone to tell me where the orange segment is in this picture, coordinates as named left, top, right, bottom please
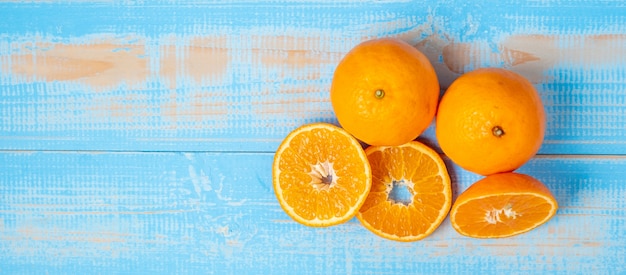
left=356, top=141, right=452, bottom=241
left=273, top=123, right=372, bottom=227
left=450, top=172, right=558, bottom=238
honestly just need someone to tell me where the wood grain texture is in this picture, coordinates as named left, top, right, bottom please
left=1, top=1, right=625, bottom=153
left=0, top=151, right=624, bottom=274
left=1, top=1, right=626, bottom=274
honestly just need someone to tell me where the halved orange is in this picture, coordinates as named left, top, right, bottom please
left=273, top=123, right=372, bottom=227
left=450, top=172, right=558, bottom=238
left=356, top=141, right=452, bottom=241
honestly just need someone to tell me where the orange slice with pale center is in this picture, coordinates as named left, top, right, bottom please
left=273, top=123, right=372, bottom=227
left=450, top=172, right=558, bottom=238
left=357, top=141, right=452, bottom=241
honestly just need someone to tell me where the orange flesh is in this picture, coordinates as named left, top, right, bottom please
left=273, top=123, right=371, bottom=227
left=453, top=193, right=555, bottom=237
left=450, top=172, right=558, bottom=238
left=357, top=142, right=451, bottom=241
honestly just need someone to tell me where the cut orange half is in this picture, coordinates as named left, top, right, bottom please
left=356, top=141, right=452, bottom=241
left=273, top=123, right=372, bottom=227
left=450, top=172, right=558, bottom=238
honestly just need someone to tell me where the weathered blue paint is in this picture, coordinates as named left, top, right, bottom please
left=0, top=152, right=624, bottom=274
left=1, top=1, right=625, bottom=153
left=1, top=1, right=626, bottom=274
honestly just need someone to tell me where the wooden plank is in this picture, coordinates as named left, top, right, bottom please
left=1, top=151, right=624, bottom=273
left=1, top=1, right=626, bottom=154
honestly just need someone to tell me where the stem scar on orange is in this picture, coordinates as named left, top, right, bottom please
left=330, top=37, right=440, bottom=146
left=357, top=141, right=452, bottom=241
left=272, top=123, right=372, bottom=227
left=450, top=172, right=558, bottom=238
left=436, top=68, right=546, bottom=176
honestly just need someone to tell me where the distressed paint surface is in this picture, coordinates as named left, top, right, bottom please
left=1, top=1, right=626, bottom=153
left=1, top=0, right=626, bottom=274
left=1, top=152, right=625, bottom=274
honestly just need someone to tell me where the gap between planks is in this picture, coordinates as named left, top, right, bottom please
left=0, top=149, right=625, bottom=160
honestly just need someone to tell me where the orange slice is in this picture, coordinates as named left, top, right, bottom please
left=356, top=141, right=452, bottom=241
left=273, top=123, right=372, bottom=227
left=450, top=172, right=558, bottom=238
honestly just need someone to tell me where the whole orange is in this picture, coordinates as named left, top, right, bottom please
left=436, top=68, right=545, bottom=176
left=330, top=38, right=439, bottom=146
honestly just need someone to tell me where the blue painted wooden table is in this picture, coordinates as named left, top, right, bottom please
left=1, top=1, right=625, bottom=274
